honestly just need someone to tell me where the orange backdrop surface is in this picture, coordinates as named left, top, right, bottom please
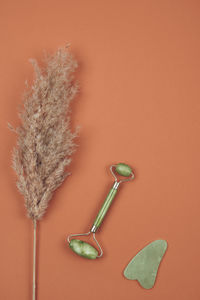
left=0, top=0, right=200, bottom=299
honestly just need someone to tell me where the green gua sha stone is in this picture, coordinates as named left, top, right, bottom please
left=124, top=240, right=167, bottom=289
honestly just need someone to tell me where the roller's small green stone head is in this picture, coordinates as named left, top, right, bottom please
left=116, top=163, right=132, bottom=177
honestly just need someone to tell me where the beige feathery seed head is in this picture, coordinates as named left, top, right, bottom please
left=12, top=47, right=79, bottom=220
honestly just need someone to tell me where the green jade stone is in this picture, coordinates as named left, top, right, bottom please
left=69, top=239, right=98, bottom=259
left=124, top=240, right=167, bottom=289
left=116, top=163, right=132, bottom=177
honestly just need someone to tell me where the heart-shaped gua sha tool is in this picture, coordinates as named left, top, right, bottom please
left=124, top=240, right=167, bottom=289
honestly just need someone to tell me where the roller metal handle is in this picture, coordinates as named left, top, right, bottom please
left=90, top=163, right=134, bottom=233
left=90, top=182, right=119, bottom=232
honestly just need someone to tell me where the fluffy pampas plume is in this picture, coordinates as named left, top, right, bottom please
left=10, top=47, right=79, bottom=300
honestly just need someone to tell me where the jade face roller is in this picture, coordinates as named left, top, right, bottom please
left=67, top=163, right=134, bottom=259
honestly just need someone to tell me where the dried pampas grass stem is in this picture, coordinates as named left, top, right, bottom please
left=33, top=219, right=37, bottom=300
left=11, top=47, right=79, bottom=300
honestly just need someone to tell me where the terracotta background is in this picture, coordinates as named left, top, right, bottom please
left=0, top=0, right=200, bottom=299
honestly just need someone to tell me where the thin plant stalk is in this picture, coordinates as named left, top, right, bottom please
left=33, top=219, right=37, bottom=300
